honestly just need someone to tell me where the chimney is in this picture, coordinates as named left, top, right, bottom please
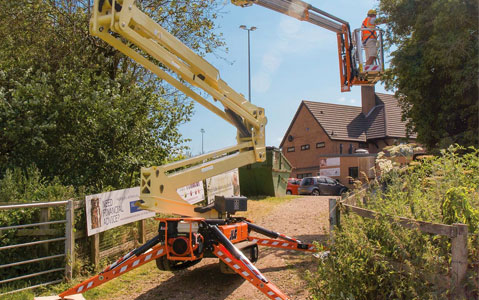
left=361, top=86, right=376, bottom=115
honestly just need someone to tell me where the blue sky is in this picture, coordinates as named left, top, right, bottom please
left=179, top=0, right=387, bottom=155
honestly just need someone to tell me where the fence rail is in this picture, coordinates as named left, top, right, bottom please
left=342, top=203, right=458, bottom=237
left=1, top=220, right=67, bottom=231
left=0, top=200, right=69, bottom=210
left=0, top=254, right=66, bottom=269
left=0, top=200, right=74, bottom=296
left=329, top=196, right=469, bottom=299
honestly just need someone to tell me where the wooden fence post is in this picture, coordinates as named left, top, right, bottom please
left=451, top=223, right=468, bottom=299
left=329, top=198, right=338, bottom=241
left=40, top=207, right=50, bottom=254
left=65, top=199, right=74, bottom=281
left=138, top=219, right=146, bottom=244
left=91, top=234, right=100, bottom=269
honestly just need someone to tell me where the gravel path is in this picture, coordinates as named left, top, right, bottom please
left=113, top=196, right=330, bottom=300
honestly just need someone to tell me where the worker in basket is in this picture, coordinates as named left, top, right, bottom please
left=362, top=9, right=379, bottom=66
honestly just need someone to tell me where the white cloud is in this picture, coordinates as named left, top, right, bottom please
left=338, top=97, right=346, bottom=102
left=279, top=16, right=301, bottom=37
left=262, top=52, right=282, bottom=73
left=252, top=72, right=272, bottom=93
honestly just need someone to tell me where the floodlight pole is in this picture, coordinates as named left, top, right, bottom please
left=239, top=25, right=257, bottom=103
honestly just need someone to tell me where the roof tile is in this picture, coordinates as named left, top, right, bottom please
left=303, top=101, right=367, bottom=141
left=376, top=93, right=417, bottom=138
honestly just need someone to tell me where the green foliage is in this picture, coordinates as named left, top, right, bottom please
left=0, top=165, right=75, bottom=203
left=0, top=0, right=225, bottom=191
left=308, top=146, right=479, bottom=299
left=442, top=186, right=479, bottom=232
left=378, top=0, right=479, bottom=150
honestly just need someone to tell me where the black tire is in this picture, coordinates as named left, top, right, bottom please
left=312, top=189, right=320, bottom=196
left=286, top=190, right=292, bottom=195
left=339, top=188, right=347, bottom=195
left=156, top=256, right=202, bottom=271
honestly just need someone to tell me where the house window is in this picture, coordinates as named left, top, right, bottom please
left=348, top=167, right=359, bottom=184
left=339, top=144, right=343, bottom=154
left=298, top=173, right=312, bottom=179
left=359, top=142, right=368, bottom=149
left=287, top=147, right=295, bottom=152
left=316, top=142, right=325, bottom=148
left=348, top=143, right=353, bottom=154
left=301, top=144, right=310, bottom=151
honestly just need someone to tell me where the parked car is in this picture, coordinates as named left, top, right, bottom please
left=298, top=176, right=348, bottom=196
left=286, top=178, right=301, bottom=195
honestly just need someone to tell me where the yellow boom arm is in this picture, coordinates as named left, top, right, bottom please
left=90, top=0, right=267, bottom=217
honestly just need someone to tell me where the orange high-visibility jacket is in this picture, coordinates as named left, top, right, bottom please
left=361, top=17, right=377, bottom=44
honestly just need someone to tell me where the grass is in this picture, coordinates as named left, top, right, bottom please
left=14, top=196, right=294, bottom=299
left=0, top=290, right=34, bottom=300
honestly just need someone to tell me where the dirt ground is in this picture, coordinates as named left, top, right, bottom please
left=108, top=196, right=330, bottom=300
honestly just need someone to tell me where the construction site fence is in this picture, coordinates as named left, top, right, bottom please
left=0, top=199, right=158, bottom=296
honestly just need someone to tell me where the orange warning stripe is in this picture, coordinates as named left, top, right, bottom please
left=59, top=244, right=166, bottom=298
left=248, top=236, right=317, bottom=252
left=213, top=243, right=289, bottom=300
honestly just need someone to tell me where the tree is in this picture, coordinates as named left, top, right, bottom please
left=378, top=0, right=478, bottom=150
left=0, top=0, right=225, bottom=190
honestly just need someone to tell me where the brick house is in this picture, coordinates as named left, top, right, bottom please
left=279, top=87, right=416, bottom=188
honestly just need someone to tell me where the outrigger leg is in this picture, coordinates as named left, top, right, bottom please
left=245, top=221, right=317, bottom=252
left=59, top=234, right=166, bottom=298
left=209, top=224, right=290, bottom=300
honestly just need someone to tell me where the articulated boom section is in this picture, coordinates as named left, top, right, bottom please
left=90, top=0, right=266, bottom=217
left=232, top=0, right=384, bottom=91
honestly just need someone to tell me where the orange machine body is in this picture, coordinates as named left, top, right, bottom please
left=218, top=222, right=249, bottom=244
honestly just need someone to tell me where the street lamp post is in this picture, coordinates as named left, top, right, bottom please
left=200, top=128, right=205, bottom=154
left=239, top=25, right=257, bottom=103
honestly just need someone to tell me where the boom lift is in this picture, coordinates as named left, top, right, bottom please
left=59, top=0, right=317, bottom=299
left=59, top=0, right=382, bottom=299
left=232, top=0, right=385, bottom=92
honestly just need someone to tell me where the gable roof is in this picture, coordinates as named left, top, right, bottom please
left=376, top=93, right=417, bottom=138
left=280, top=93, right=415, bottom=147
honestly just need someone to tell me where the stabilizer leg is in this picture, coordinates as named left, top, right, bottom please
left=245, top=221, right=317, bottom=252
left=59, top=235, right=165, bottom=298
left=209, top=225, right=289, bottom=300
left=248, top=236, right=316, bottom=252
